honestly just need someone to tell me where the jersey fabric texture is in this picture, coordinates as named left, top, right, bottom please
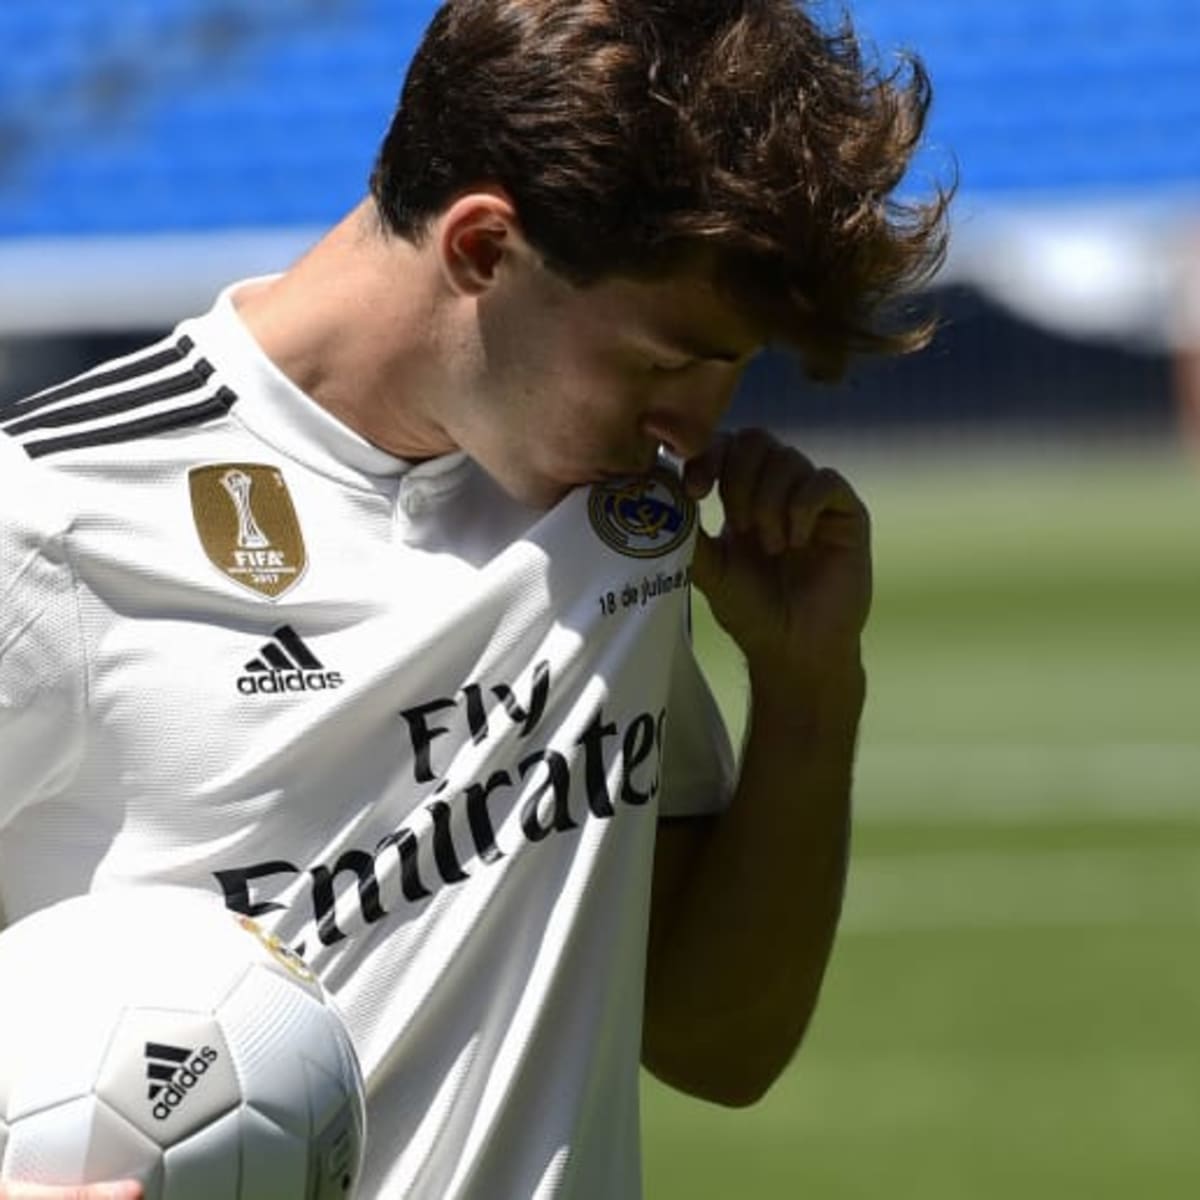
left=0, top=280, right=735, bottom=1199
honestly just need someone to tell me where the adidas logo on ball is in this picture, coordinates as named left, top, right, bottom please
left=237, top=625, right=344, bottom=696
left=145, top=1040, right=220, bottom=1121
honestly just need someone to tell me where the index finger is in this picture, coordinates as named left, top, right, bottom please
left=680, top=433, right=730, bottom=500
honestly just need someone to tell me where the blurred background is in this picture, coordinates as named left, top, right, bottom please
left=1, top=1, right=1198, bottom=1195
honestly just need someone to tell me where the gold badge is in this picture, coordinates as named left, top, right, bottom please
left=587, top=469, right=696, bottom=559
left=189, top=463, right=307, bottom=600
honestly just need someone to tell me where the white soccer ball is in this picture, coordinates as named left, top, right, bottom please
left=0, top=885, right=366, bottom=1199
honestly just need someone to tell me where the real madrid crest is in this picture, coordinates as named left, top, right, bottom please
left=189, top=463, right=308, bottom=600
left=236, top=915, right=318, bottom=984
left=587, top=469, right=696, bottom=559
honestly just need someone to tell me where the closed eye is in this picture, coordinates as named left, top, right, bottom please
left=649, top=359, right=696, bottom=375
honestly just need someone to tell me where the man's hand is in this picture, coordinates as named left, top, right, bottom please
left=685, top=428, right=871, bottom=686
left=643, top=428, right=868, bottom=1103
left=0, top=1183, right=143, bottom=1199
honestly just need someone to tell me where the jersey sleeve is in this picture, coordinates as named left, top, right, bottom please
left=658, top=597, right=736, bottom=820
left=0, top=437, right=88, bottom=831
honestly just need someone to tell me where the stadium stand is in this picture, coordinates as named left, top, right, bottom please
left=1, top=0, right=1196, bottom=241
left=0, top=0, right=427, bottom=235
left=857, top=0, right=1200, bottom=197
left=0, top=0, right=1196, bottom=436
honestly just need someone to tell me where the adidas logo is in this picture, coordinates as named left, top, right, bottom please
left=238, top=625, right=344, bottom=696
left=145, top=1040, right=220, bottom=1121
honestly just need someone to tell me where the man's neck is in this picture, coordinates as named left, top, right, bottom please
left=234, top=203, right=460, bottom=461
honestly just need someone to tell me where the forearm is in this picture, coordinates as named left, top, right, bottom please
left=0, top=1182, right=142, bottom=1198
left=644, top=653, right=864, bottom=1105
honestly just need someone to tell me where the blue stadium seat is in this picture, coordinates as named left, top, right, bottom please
left=0, top=0, right=1196, bottom=238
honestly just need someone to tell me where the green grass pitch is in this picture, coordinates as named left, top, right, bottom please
left=642, top=444, right=1200, bottom=1199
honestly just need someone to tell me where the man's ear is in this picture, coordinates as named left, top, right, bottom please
left=437, top=191, right=522, bottom=296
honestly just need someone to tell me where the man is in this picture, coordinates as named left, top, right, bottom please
left=0, top=0, right=948, bottom=1196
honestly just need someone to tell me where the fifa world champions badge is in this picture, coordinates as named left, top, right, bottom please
left=189, top=463, right=308, bottom=599
left=587, top=469, right=696, bottom=559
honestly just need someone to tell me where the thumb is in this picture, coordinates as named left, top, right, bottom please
left=681, top=434, right=729, bottom=501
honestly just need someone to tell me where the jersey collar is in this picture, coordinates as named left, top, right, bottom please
left=185, top=277, right=468, bottom=495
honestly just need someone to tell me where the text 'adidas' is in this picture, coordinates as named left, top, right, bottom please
left=237, top=624, right=344, bottom=696
left=145, top=1041, right=220, bottom=1121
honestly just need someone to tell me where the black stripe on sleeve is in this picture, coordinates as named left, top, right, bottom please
left=0, top=337, right=195, bottom=421
left=4, top=360, right=216, bottom=436
left=24, top=388, right=237, bottom=459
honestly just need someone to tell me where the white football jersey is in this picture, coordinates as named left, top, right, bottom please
left=0, top=281, right=734, bottom=1199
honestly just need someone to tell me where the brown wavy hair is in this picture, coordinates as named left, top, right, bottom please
left=371, top=0, right=952, bottom=379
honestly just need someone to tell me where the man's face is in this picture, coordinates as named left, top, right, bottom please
left=450, top=261, right=764, bottom=509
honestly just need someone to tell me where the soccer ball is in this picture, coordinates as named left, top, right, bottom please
left=0, top=885, right=366, bottom=1198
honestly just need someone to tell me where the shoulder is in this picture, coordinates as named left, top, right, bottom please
left=0, top=433, right=90, bottom=824
left=0, top=427, right=74, bottom=548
